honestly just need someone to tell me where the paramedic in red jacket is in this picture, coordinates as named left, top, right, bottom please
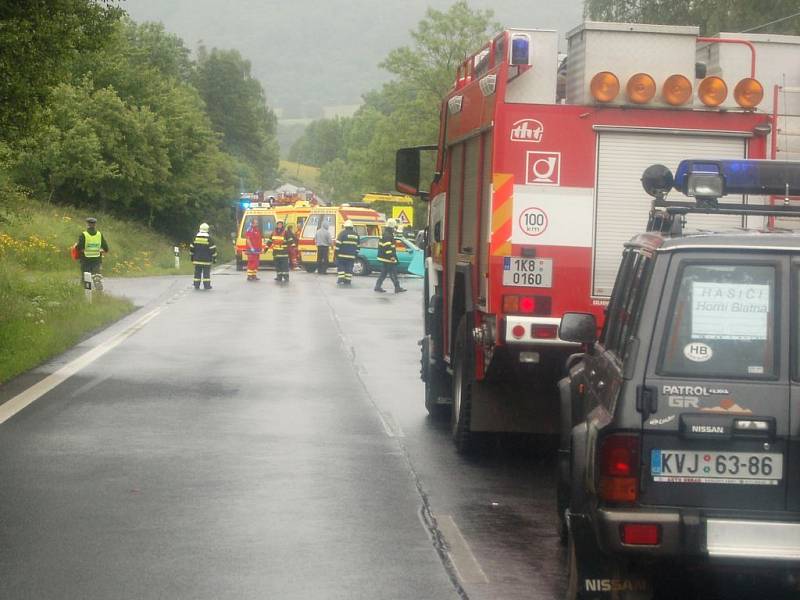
left=244, top=219, right=262, bottom=281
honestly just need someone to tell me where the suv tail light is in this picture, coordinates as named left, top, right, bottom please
left=502, top=295, right=552, bottom=315
left=599, top=433, right=640, bottom=504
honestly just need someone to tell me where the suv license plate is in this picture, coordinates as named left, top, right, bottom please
left=502, top=257, right=552, bottom=288
left=651, top=449, right=782, bottom=485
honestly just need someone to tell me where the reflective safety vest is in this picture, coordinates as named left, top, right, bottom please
left=83, top=231, right=103, bottom=258
left=336, top=229, right=360, bottom=259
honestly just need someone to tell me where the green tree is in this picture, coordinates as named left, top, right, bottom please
left=289, top=118, right=347, bottom=167
left=0, top=0, right=123, bottom=140
left=310, top=1, right=498, bottom=203
left=381, top=1, right=499, bottom=104
left=584, top=0, right=800, bottom=35
left=14, top=19, right=240, bottom=239
left=193, top=47, right=279, bottom=188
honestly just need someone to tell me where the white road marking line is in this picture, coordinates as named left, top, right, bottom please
left=434, top=514, right=490, bottom=584
left=0, top=306, right=162, bottom=426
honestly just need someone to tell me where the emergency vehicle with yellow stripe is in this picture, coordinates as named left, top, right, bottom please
left=396, top=22, right=800, bottom=453
left=298, top=205, right=384, bottom=272
left=235, top=200, right=310, bottom=268
left=234, top=202, right=275, bottom=271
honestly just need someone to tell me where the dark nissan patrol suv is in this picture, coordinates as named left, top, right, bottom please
left=557, top=159, right=800, bottom=599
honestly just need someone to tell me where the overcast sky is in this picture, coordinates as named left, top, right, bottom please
left=124, top=0, right=583, bottom=118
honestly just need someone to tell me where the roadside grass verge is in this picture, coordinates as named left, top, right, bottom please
left=0, top=264, right=133, bottom=384
left=0, top=198, right=234, bottom=385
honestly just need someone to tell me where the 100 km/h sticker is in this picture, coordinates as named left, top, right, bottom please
left=502, top=257, right=553, bottom=287
left=519, top=207, right=548, bottom=237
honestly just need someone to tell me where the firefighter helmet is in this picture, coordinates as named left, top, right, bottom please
left=199, top=223, right=209, bottom=232
left=386, top=218, right=398, bottom=229
left=344, top=219, right=354, bottom=227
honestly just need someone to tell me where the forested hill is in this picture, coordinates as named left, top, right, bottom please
left=0, top=2, right=279, bottom=241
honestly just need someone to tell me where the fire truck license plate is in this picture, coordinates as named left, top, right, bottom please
left=502, top=257, right=552, bottom=287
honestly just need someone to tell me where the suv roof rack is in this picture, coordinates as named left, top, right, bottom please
left=641, top=159, right=800, bottom=235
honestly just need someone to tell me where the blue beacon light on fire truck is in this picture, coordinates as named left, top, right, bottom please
left=510, top=33, right=531, bottom=66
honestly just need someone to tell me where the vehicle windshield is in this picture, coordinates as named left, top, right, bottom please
left=659, top=263, right=777, bottom=379
left=240, top=214, right=275, bottom=237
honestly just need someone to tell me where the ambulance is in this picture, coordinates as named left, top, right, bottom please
left=298, top=205, right=384, bottom=272
left=234, top=202, right=275, bottom=270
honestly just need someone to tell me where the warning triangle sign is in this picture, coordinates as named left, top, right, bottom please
left=392, top=206, right=413, bottom=225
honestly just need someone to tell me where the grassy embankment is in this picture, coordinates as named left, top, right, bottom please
left=0, top=200, right=229, bottom=384
left=279, top=160, right=320, bottom=189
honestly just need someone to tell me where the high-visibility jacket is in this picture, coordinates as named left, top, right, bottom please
left=335, top=228, right=360, bottom=259
left=189, top=233, right=218, bottom=265
left=78, top=230, right=108, bottom=258
left=377, top=230, right=398, bottom=263
left=269, top=229, right=289, bottom=257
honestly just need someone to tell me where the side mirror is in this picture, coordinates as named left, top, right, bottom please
left=395, top=147, right=422, bottom=196
left=559, top=312, right=597, bottom=345
left=395, top=145, right=436, bottom=198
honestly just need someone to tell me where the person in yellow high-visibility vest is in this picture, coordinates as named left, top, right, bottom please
left=76, top=217, right=109, bottom=276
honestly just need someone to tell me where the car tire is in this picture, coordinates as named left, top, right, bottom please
left=451, top=318, right=475, bottom=454
left=353, top=257, right=369, bottom=276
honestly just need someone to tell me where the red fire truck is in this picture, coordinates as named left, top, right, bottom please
left=396, top=22, right=797, bottom=453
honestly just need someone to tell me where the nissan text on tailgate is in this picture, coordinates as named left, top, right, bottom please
left=556, top=159, right=800, bottom=599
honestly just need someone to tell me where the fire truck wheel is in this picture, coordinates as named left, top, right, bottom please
left=422, top=340, right=451, bottom=420
left=451, top=319, right=475, bottom=453
left=304, top=264, right=317, bottom=273
left=353, top=257, right=369, bottom=276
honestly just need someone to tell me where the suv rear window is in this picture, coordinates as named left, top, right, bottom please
left=659, top=263, right=777, bottom=379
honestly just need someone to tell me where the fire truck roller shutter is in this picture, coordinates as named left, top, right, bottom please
left=592, top=130, right=749, bottom=297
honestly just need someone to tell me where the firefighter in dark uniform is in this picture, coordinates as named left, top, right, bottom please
left=76, top=217, right=108, bottom=276
left=335, top=219, right=360, bottom=286
left=269, top=220, right=290, bottom=282
left=189, top=222, right=217, bottom=290
left=374, top=218, right=407, bottom=293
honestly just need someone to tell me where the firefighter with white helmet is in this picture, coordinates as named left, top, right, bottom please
left=189, top=222, right=217, bottom=290
left=335, top=219, right=360, bottom=286
left=268, top=219, right=291, bottom=282
left=374, top=218, right=407, bottom=293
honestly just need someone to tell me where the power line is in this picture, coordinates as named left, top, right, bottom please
left=741, top=10, right=800, bottom=33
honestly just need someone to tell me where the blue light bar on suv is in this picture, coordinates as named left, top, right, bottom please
left=674, top=159, right=800, bottom=198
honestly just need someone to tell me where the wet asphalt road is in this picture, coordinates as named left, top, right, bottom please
left=0, top=266, right=565, bottom=600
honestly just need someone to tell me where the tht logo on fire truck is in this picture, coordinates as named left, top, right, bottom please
left=510, top=119, right=543, bottom=142
left=525, top=151, right=561, bottom=185
left=519, top=207, right=548, bottom=236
